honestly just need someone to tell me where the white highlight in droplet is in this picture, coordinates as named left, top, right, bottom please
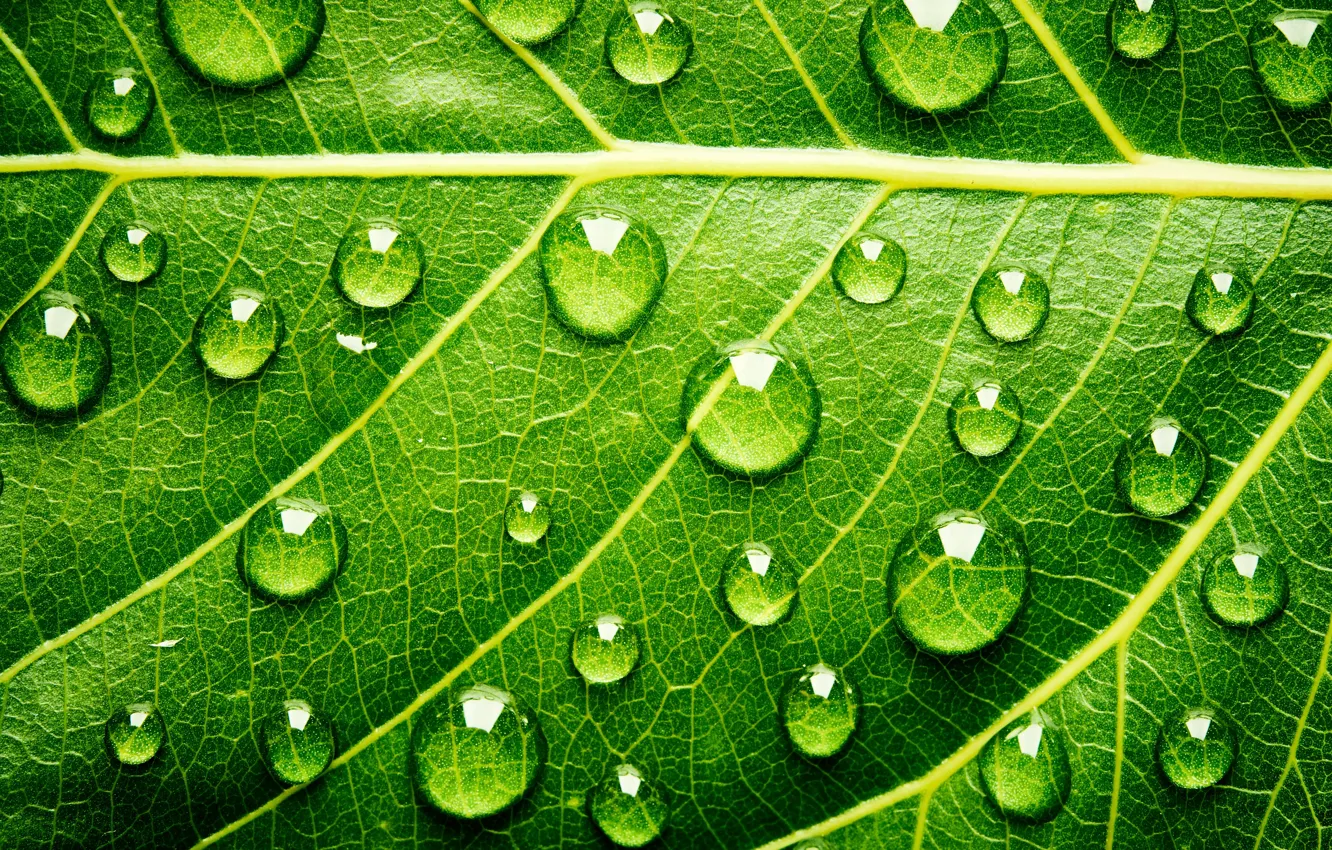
left=336, top=333, right=377, bottom=354
left=129, top=711, right=148, bottom=728
left=287, top=708, right=312, bottom=731
left=1006, top=723, right=1044, bottom=757
left=367, top=227, right=399, bottom=254
left=618, top=770, right=643, bottom=796
left=938, top=520, right=986, bottom=562
left=859, top=239, right=886, bottom=262
left=730, top=350, right=779, bottom=391
left=634, top=9, right=666, bottom=34
left=809, top=669, right=837, bottom=699
left=1211, top=272, right=1234, bottom=295
left=113, top=76, right=136, bottom=96
left=597, top=621, right=621, bottom=642
left=280, top=508, right=320, bottom=536
left=463, top=696, right=506, bottom=732
left=1276, top=17, right=1319, bottom=48
left=746, top=549, right=772, bottom=576
left=1233, top=553, right=1259, bottom=579
left=148, top=638, right=182, bottom=648
left=1186, top=715, right=1212, bottom=740
left=580, top=216, right=630, bottom=256
left=1150, top=425, right=1180, bottom=456
left=230, top=297, right=261, bottom=323
left=1134, top=0, right=1154, bottom=12
left=126, top=227, right=148, bottom=246
left=903, top=0, right=962, bottom=31
left=521, top=495, right=538, bottom=512
left=43, top=306, right=79, bottom=340
left=998, top=270, right=1026, bottom=295
left=975, top=385, right=1000, bottom=410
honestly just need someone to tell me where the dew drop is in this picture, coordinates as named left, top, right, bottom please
left=831, top=231, right=906, bottom=305
left=505, top=491, right=551, bottom=544
left=1201, top=544, right=1287, bottom=628
left=607, top=1, right=692, bottom=85
left=1157, top=707, right=1236, bottom=789
left=889, top=510, right=1028, bottom=655
left=105, top=702, right=165, bottom=766
left=948, top=379, right=1022, bottom=458
left=411, top=684, right=545, bottom=818
left=101, top=222, right=166, bottom=284
left=794, top=842, right=828, bottom=850
left=681, top=339, right=821, bottom=478
left=85, top=69, right=153, bottom=140
left=781, top=663, right=858, bottom=758
left=160, top=0, right=325, bottom=88
left=1249, top=12, right=1332, bottom=110
left=333, top=222, right=421, bottom=308
left=588, top=763, right=670, bottom=847
left=194, top=288, right=284, bottom=380
left=722, top=542, right=798, bottom=626
left=477, top=0, right=577, bottom=45
left=539, top=207, right=668, bottom=342
left=571, top=615, right=641, bottom=684
left=972, top=267, right=1050, bottom=343
left=260, top=698, right=335, bottom=785
left=0, top=290, right=112, bottom=417
left=1107, top=0, right=1176, bottom=60
left=238, top=497, right=347, bottom=602
left=1185, top=267, right=1254, bottom=336
left=1114, top=416, right=1207, bottom=517
left=979, top=711, right=1072, bottom=822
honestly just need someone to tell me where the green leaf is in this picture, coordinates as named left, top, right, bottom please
left=3, top=2, right=1332, bottom=849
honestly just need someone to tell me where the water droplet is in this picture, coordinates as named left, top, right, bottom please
left=1185, top=267, right=1254, bottom=336
left=1157, top=707, right=1236, bottom=789
left=831, top=231, right=906, bottom=305
left=411, top=684, right=545, bottom=818
left=0, top=290, right=112, bottom=417
left=860, top=0, right=1007, bottom=113
left=589, top=763, right=670, bottom=846
left=722, top=542, right=798, bottom=626
left=105, top=703, right=165, bottom=766
left=571, top=615, right=641, bottom=684
left=539, top=207, right=667, bottom=342
left=85, top=69, right=153, bottom=140
left=477, top=0, right=577, bottom=45
left=505, top=491, right=551, bottom=544
left=972, top=267, right=1050, bottom=343
left=681, top=339, right=821, bottom=478
left=159, top=0, right=325, bottom=88
left=606, top=1, right=692, bottom=85
left=781, top=663, right=858, bottom=758
left=1250, top=12, right=1332, bottom=110
left=1107, top=0, right=1176, bottom=60
left=948, top=379, right=1022, bottom=458
left=101, top=222, right=166, bottom=284
left=889, top=510, right=1028, bottom=655
left=239, top=497, right=347, bottom=602
left=794, top=842, right=828, bottom=850
left=1114, top=416, right=1207, bottom=517
left=260, top=698, right=335, bottom=785
left=194, top=288, right=284, bottom=379
left=979, top=711, right=1071, bottom=822
left=333, top=222, right=421, bottom=308
left=1202, top=544, right=1287, bottom=627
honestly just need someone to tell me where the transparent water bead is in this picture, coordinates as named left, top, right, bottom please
left=478, top=0, right=578, bottom=45
left=505, top=491, right=551, bottom=544
left=781, top=663, right=858, bottom=758
left=1185, top=267, right=1254, bottom=336
left=101, top=222, right=166, bottom=284
left=860, top=0, right=1007, bottom=113
left=160, top=0, right=326, bottom=88
left=1108, top=0, right=1176, bottom=60
left=948, top=379, right=1023, bottom=457
left=681, top=339, right=821, bottom=478
left=86, top=69, right=153, bottom=140
left=0, top=290, right=111, bottom=417
left=722, top=542, right=798, bottom=626
left=972, top=267, right=1050, bottom=343
left=979, top=712, right=1072, bottom=822
left=194, top=288, right=284, bottom=379
left=588, top=763, right=670, bottom=847
left=889, top=510, right=1028, bottom=655
left=239, top=497, right=347, bottom=602
left=1114, top=416, right=1207, bottom=517
left=411, top=684, right=545, bottom=818
left=260, top=699, right=335, bottom=784
left=607, top=1, right=692, bottom=85
left=571, top=615, right=641, bottom=684
left=831, top=231, right=906, bottom=304
left=106, top=703, right=165, bottom=766
left=334, top=222, right=422, bottom=308
left=1250, top=11, right=1332, bottom=110
left=1201, top=545, right=1287, bottom=627
left=1157, top=707, right=1236, bottom=789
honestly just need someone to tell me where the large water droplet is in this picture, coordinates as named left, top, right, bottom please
left=261, top=698, right=335, bottom=785
left=333, top=222, right=421, bottom=308
left=194, top=288, right=284, bottom=380
left=972, top=267, right=1050, bottom=343
left=85, top=69, right=153, bottom=140
left=105, top=703, right=165, bottom=766
left=1185, top=267, right=1254, bottom=336
left=1114, top=416, right=1207, bottom=517
left=1157, top=707, right=1236, bottom=789
left=477, top=0, right=577, bottom=45
left=539, top=207, right=667, bottom=342
left=859, top=0, right=1007, bottom=113
left=722, top=542, right=798, bottom=626
left=101, top=222, right=166, bottom=284
left=571, top=615, right=641, bottom=684
left=160, top=0, right=325, bottom=88
left=1107, top=0, right=1176, bottom=60
left=0, top=290, right=112, bottom=417
left=589, top=763, right=670, bottom=847
left=1202, top=545, right=1287, bottom=628
left=411, top=684, right=545, bottom=818
left=781, top=663, right=858, bottom=758
left=607, top=1, right=692, bottom=85
left=505, top=491, right=551, bottom=544
left=1250, top=12, right=1332, bottom=110
left=948, top=379, right=1022, bottom=458
left=890, top=510, right=1028, bottom=655
left=681, top=339, right=821, bottom=478
left=979, top=711, right=1071, bottom=822
left=239, top=497, right=347, bottom=602
left=831, top=231, right=906, bottom=305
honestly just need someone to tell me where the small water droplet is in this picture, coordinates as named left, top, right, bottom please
left=890, top=509, right=1028, bottom=655
left=411, top=684, right=545, bottom=818
left=606, top=1, right=692, bottom=85
left=239, top=497, right=347, bottom=602
left=1185, top=267, right=1254, bottom=336
left=0, top=290, right=112, bottom=417
left=1157, top=707, right=1236, bottom=789
left=505, top=491, right=551, bottom=544
left=194, top=288, right=284, bottom=379
left=571, top=615, right=641, bottom=684
left=1107, top=0, right=1176, bottom=60
left=781, top=663, right=858, bottom=758
left=972, top=267, right=1050, bottom=343
left=101, top=222, right=166, bottom=284
left=860, top=0, right=1007, bottom=113
left=589, top=763, right=670, bottom=846
left=160, top=0, right=326, bottom=88
left=948, top=379, right=1022, bottom=457
left=682, top=339, right=821, bottom=478
left=1114, top=416, right=1207, bottom=517
left=333, top=222, right=421, bottom=308
left=105, top=703, right=165, bottom=766
left=85, top=69, right=153, bottom=140
left=260, top=698, right=335, bottom=785
left=1202, top=544, right=1287, bottom=627
left=831, top=231, right=906, bottom=305
left=979, top=711, right=1071, bottom=822
left=539, top=207, right=667, bottom=342
left=794, top=842, right=828, bottom=850
left=477, top=0, right=577, bottom=44
left=722, top=542, right=798, bottom=626
left=1250, top=12, right=1332, bottom=110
